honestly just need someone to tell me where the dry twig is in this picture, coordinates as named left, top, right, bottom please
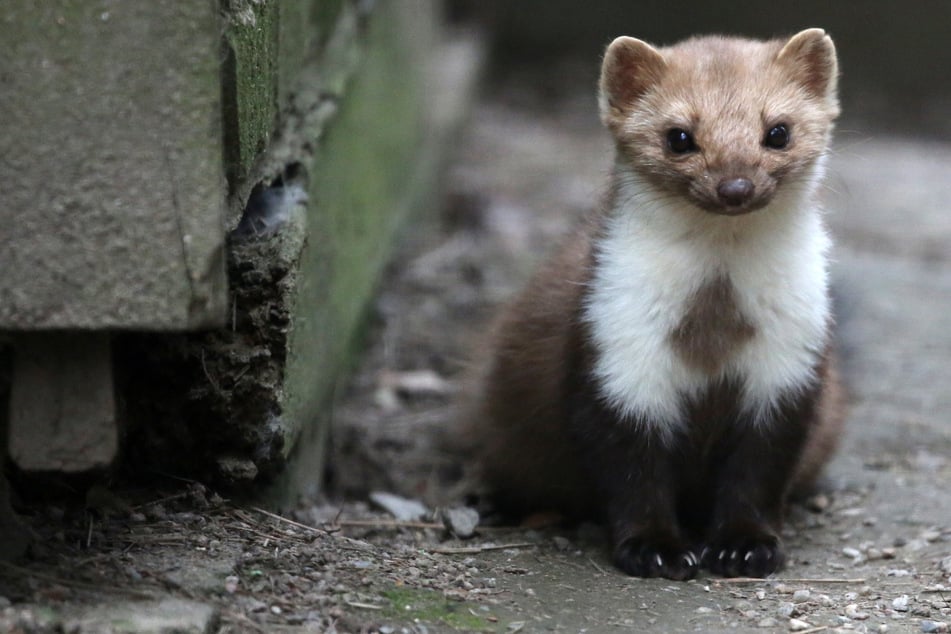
left=431, top=542, right=535, bottom=555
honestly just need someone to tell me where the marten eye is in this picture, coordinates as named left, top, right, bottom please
left=764, top=124, right=790, bottom=149
left=666, top=128, right=697, bottom=154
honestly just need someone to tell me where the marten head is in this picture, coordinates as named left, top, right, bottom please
left=599, top=29, right=840, bottom=216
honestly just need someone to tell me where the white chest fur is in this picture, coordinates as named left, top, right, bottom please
left=582, top=172, right=831, bottom=439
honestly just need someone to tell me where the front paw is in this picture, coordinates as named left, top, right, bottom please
left=614, top=537, right=699, bottom=580
left=703, top=531, right=785, bottom=578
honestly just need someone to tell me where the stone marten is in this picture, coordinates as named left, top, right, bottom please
left=468, top=29, right=845, bottom=580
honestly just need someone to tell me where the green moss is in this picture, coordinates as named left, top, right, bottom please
left=269, top=1, right=432, bottom=502
left=222, top=1, right=279, bottom=187
left=381, top=587, right=498, bottom=632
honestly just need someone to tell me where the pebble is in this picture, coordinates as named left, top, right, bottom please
left=439, top=507, right=480, bottom=538
left=792, top=589, right=811, bottom=603
left=755, top=590, right=767, bottom=601
left=757, top=617, right=779, bottom=628
left=887, top=569, right=913, bottom=577
left=789, top=617, right=811, bottom=631
left=845, top=604, right=870, bottom=620
left=843, top=547, right=862, bottom=559
left=778, top=602, right=798, bottom=618
left=805, top=493, right=830, bottom=512
left=369, top=491, right=429, bottom=521
left=922, top=530, right=941, bottom=542
left=552, top=536, right=572, bottom=552
left=893, top=595, right=910, bottom=612
left=921, top=621, right=949, bottom=633
left=696, top=607, right=715, bottom=614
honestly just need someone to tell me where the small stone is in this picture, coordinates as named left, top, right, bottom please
left=440, top=507, right=480, bottom=538
left=696, top=607, right=715, bottom=614
left=867, top=547, right=884, bottom=560
left=887, top=569, right=913, bottom=577
left=792, top=589, right=811, bottom=603
left=921, top=530, right=941, bottom=543
left=224, top=576, right=239, bottom=594
left=778, top=602, right=798, bottom=618
left=758, top=617, right=779, bottom=628
left=893, top=595, right=910, bottom=612
left=843, top=546, right=862, bottom=559
left=845, top=604, right=870, bottom=620
left=921, top=621, right=949, bottom=633
left=755, top=590, right=767, bottom=600
left=552, top=536, right=572, bottom=552
left=369, top=491, right=429, bottom=521
left=805, top=493, right=830, bottom=512
left=789, top=617, right=811, bottom=631
left=216, top=457, right=258, bottom=482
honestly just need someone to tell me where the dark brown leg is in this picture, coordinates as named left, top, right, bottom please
left=703, top=391, right=819, bottom=578
left=570, top=397, right=699, bottom=580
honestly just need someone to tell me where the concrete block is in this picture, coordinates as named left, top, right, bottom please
left=114, top=1, right=484, bottom=504
left=8, top=333, right=117, bottom=472
left=0, top=1, right=227, bottom=329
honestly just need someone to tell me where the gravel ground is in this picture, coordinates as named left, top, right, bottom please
left=2, top=64, right=950, bottom=633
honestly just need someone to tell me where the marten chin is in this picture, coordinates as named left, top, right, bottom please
left=466, top=29, right=846, bottom=580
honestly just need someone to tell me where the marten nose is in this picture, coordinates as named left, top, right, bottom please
left=717, top=178, right=754, bottom=207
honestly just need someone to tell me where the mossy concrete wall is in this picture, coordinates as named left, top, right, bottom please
left=1, top=0, right=478, bottom=506
left=0, top=1, right=227, bottom=329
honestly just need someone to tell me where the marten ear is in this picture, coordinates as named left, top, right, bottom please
left=599, top=36, right=666, bottom=128
left=777, top=28, right=839, bottom=107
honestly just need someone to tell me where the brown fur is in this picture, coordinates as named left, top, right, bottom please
left=601, top=32, right=839, bottom=215
left=669, top=277, right=756, bottom=375
left=467, top=217, right=597, bottom=518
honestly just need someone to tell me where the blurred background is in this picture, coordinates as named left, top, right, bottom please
left=457, top=0, right=951, bottom=137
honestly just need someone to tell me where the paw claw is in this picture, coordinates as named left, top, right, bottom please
left=702, top=531, right=784, bottom=578
left=614, top=537, right=699, bottom=581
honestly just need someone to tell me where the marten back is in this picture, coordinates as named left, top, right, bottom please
left=466, top=216, right=598, bottom=518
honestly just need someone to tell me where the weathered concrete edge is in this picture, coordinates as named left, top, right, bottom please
left=265, top=31, right=489, bottom=508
